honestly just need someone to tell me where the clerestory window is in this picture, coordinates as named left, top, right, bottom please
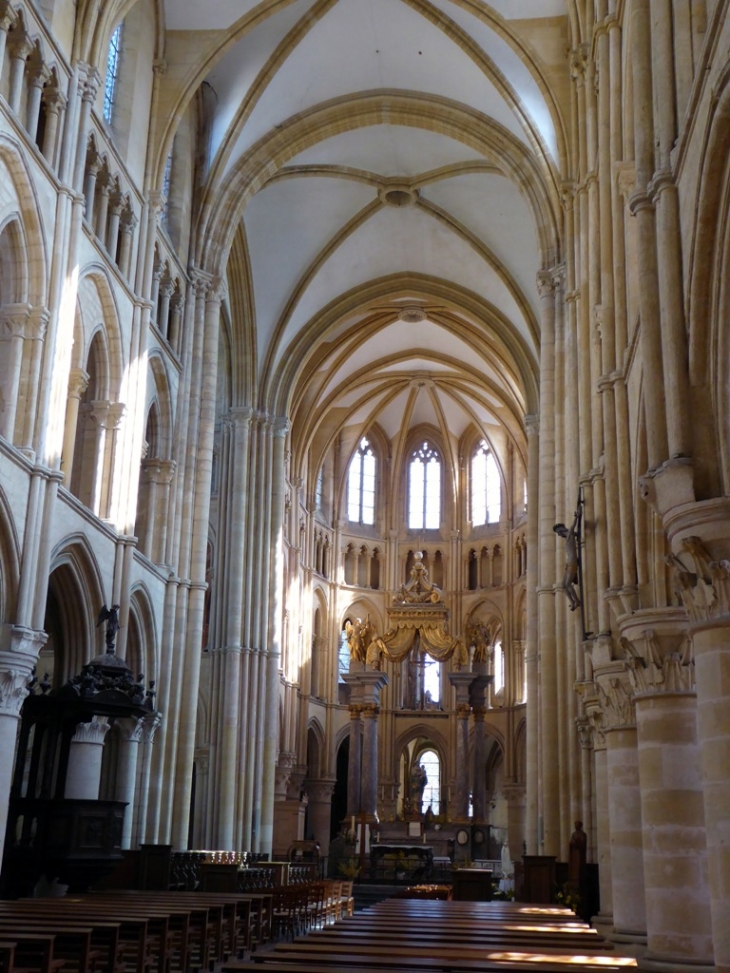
left=347, top=437, right=376, bottom=525
left=408, top=441, right=441, bottom=530
left=472, top=439, right=501, bottom=526
left=103, top=23, right=123, bottom=124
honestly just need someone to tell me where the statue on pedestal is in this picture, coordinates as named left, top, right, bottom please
left=410, top=762, right=428, bottom=811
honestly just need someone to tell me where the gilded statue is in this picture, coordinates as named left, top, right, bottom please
left=345, top=615, right=375, bottom=663
left=465, top=619, right=490, bottom=663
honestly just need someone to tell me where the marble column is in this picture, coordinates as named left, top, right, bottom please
left=132, top=712, right=162, bottom=848
left=345, top=702, right=362, bottom=820
left=24, top=50, right=47, bottom=144
left=7, top=30, right=32, bottom=115
left=449, top=670, right=474, bottom=820
left=115, top=717, right=144, bottom=849
left=360, top=704, right=380, bottom=820
left=65, top=717, right=110, bottom=800
left=41, top=84, right=66, bottom=168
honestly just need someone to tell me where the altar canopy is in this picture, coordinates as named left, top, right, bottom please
left=367, top=553, right=467, bottom=668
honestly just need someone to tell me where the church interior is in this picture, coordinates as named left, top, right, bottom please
left=0, top=0, right=729, bottom=970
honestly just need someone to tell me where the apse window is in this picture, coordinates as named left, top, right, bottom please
left=103, top=23, right=123, bottom=123
left=338, top=623, right=351, bottom=683
left=472, top=440, right=501, bottom=526
left=409, top=441, right=441, bottom=530
left=493, top=638, right=504, bottom=693
left=348, top=438, right=376, bottom=525
left=419, top=749, right=441, bottom=814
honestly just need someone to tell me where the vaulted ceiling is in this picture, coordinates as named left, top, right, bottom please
left=166, top=0, right=570, bottom=487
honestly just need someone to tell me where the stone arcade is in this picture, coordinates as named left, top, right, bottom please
left=0, top=2, right=729, bottom=972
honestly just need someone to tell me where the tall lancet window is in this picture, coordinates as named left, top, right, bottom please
left=347, top=437, right=376, bottom=525
left=103, top=23, right=123, bottom=123
left=472, top=440, right=501, bottom=526
left=409, top=441, right=441, bottom=530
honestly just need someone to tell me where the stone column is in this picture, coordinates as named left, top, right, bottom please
left=132, top=711, right=161, bottom=847
left=41, top=85, right=66, bottom=168
left=157, top=279, right=174, bottom=341
left=345, top=702, right=362, bottom=820
left=470, top=670, right=490, bottom=822
left=629, top=0, right=668, bottom=467
left=360, top=704, right=380, bottom=820
left=623, top=616, right=713, bottom=969
left=83, top=150, right=103, bottom=224
left=117, top=209, right=137, bottom=279
left=94, top=171, right=112, bottom=242
left=663, top=528, right=730, bottom=973
left=0, top=626, right=45, bottom=864
left=0, top=3, right=17, bottom=81
left=7, top=30, right=32, bottom=115
left=0, top=303, right=31, bottom=443
left=597, top=665, right=647, bottom=945
left=524, top=414, right=540, bottom=852
left=19, top=306, right=49, bottom=457
left=115, top=717, right=144, bottom=849
left=24, top=49, right=47, bottom=143
left=449, top=670, right=474, bottom=820
left=503, top=783, right=526, bottom=862
left=168, top=290, right=184, bottom=352
left=585, top=702, right=613, bottom=930
left=106, top=190, right=124, bottom=261
left=60, top=368, right=89, bottom=483
left=65, top=717, right=111, bottom=799
left=307, top=779, right=336, bottom=856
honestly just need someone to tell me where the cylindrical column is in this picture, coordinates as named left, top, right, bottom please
left=472, top=706, right=487, bottom=822
left=0, top=4, right=16, bottom=81
left=65, top=717, right=110, bottom=799
left=7, top=31, right=31, bottom=114
left=360, top=704, right=379, bottom=819
left=0, top=304, right=30, bottom=442
left=94, top=173, right=112, bottom=241
left=118, top=212, right=137, bottom=278
left=25, top=54, right=47, bottom=143
left=606, top=725, right=646, bottom=940
left=593, top=734, right=613, bottom=926
left=454, top=703, right=470, bottom=820
left=635, top=692, right=713, bottom=967
left=106, top=192, right=123, bottom=260
left=524, top=415, right=540, bottom=852
left=346, top=704, right=362, bottom=818
left=307, top=779, right=335, bottom=856
left=41, top=87, right=65, bottom=167
left=133, top=712, right=161, bottom=847
left=115, top=718, right=144, bottom=849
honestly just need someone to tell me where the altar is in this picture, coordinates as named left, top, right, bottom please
left=370, top=844, right=434, bottom=882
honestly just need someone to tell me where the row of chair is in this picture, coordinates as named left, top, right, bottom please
left=271, top=881, right=353, bottom=941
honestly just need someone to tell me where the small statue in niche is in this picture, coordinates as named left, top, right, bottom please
left=553, top=510, right=582, bottom=611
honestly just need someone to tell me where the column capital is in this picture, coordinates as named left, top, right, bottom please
left=536, top=269, right=556, bottom=299
left=78, top=64, right=102, bottom=102
left=273, top=417, right=291, bottom=439
left=0, top=302, right=32, bottom=338
left=73, top=715, right=110, bottom=744
left=8, top=29, right=33, bottom=62
left=26, top=306, right=50, bottom=340
left=116, top=716, right=144, bottom=743
left=361, top=703, right=379, bottom=718
left=147, top=189, right=166, bottom=218
left=595, top=663, right=636, bottom=729
left=665, top=531, right=730, bottom=629
left=0, top=2, right=17, bottom=31
left=620, top=625, right=694, bottom=695
left=42, top=82, right=67, bottom=113
left=524, top=413, right=539, bottom=435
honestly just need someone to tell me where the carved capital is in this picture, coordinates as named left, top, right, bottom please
left=0, top=2, right=17, bottom=32
left=621, top=627, right=694, bottom=695
left=536, top=270, right=556, bottom=300
left=595, top=665, right=636, bottom=729
left=0, top=669, right=31, bottom=715
left=117, top=716, right=144, bottom=743
left=72, top=715, right=110, bottom=744
left=666, top=535, right=730, bottom=627
left=0, top=302, right=32, bottom=338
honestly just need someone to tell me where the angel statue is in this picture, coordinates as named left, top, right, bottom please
left=98, top=604, right=121, bottom=651
left=345, top=615, right=374, bottom=664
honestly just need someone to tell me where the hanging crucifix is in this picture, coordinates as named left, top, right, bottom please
left=553, top=492, right=584, bottom=618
